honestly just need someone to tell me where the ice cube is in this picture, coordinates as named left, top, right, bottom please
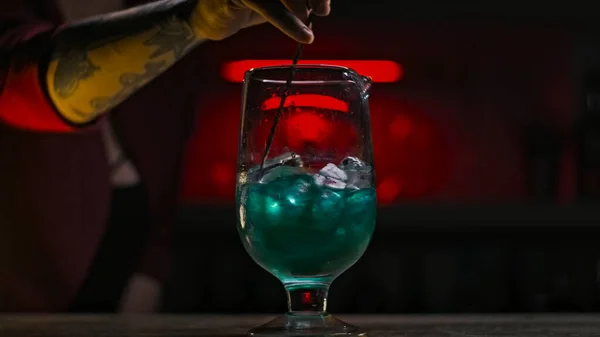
left=339, top=156, right=367, bottom=171
left=243, top=183, right=284, bottom=229
left=346, top=171, right=372, bottom=189
left=313, top=174, right=346, bottom=190
left=320, top=163, right=348, bottom=182
left=247, top=174, right=313, bottom=229
left=273, top=175, right=313, bottom=221
left=311, top=188, right=344, bottom=231
left=313, top=163, right=348, bottom=190
left=247, top=152, right=303, bottom=181
left=339, top=156, right=372, bottom=189
left=342, top=188, right=377, bottom=237
left=268, top=152, right=304, bottom=168
left=259, top=166, right=304, bottom=184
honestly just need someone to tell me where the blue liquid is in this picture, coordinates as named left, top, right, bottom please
left=237, top=173, right=376, bottom=285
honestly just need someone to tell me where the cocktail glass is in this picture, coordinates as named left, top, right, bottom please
left=236, top=65, right=376, bottom=337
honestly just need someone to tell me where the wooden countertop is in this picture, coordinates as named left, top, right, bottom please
left=2, top=314, right=600, bottom=336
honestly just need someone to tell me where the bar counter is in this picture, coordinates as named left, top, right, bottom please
left=1, top=314, right=600, bottom=336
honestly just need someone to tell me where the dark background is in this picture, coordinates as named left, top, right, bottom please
left=162, top=1, right=600, bottom=313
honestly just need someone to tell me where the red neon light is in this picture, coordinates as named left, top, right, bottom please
left=261, top=94, right=349, bottom=112
left=221, top=60, right=402, bottom=83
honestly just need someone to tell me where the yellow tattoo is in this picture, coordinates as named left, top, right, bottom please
left=46, top=17, right=197, bottom=125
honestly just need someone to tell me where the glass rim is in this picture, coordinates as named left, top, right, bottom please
left=243, top=64, right=359, bottom=85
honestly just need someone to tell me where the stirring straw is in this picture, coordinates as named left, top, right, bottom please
left=259, top=15, right=314, bottom=176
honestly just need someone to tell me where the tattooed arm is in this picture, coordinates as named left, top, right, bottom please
left=0, top=0, right=327, bottom=129
left=44, top=0, right=328, bottom=126
left=45, top=0, right=203, bottom=125
left=44, top=0, right=330, bottom=126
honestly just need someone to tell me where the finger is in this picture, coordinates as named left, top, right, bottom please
left=282, top=0, right=310, bottom=21
left=309, top=0, right=331, bottom=16
left=242, top=0, right=314, bottom=43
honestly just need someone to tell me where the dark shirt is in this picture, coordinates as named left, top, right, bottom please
left=70, top=183, right=150, bottom=312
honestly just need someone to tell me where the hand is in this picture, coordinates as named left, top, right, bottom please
left=119, top=274, right=161, bottom=313
left=191, top=0, right=331, bottom=44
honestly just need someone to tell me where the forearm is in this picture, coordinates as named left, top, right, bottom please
left=44, top=0, right=204, bottom=125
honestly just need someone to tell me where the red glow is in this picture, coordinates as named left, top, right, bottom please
left=302, top=292, right=312, bottom=304
left=286, top=113, right=330, bottom=144
left=370, top=99, right=451, bottom=201
left=0, top=64, right=74, bottom=132
left=181, top=88, right=452, bottom=204
left=222, top=60, right=403, bottom=83
left=282, top=111, right=357, bottom=155
left=257, top=95, right=356, bottom=156
left=377, top=178, right=402, bottom=205
left=211, top=162, right=234, bottom=191
left=181, top=90, right=240, bottom=201
left=389, top=114, right=412, bottom=141
left=261, top=94, right=349, bottom=112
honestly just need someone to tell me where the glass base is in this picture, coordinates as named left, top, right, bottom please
left=249, top=313, right=366, bottom=337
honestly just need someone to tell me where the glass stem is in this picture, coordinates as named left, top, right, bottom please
left=285, top=285, right=329, bottom=314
